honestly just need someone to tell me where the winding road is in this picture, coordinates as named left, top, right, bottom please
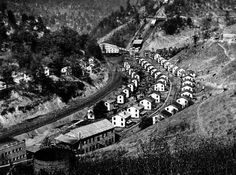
left=0, top=65, right=122, bottom=140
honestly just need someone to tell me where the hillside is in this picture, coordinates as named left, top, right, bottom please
left=6, top=0, right=138, bottom=34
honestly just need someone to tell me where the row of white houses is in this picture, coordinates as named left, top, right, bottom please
left=109, top=59, right=165, bottom=128
left=147, top=52, right=196, bottom=124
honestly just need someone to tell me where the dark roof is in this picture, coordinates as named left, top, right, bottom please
left=172, top=102, right=183, bottom=110
left=160, top=110, right=172, bottom=117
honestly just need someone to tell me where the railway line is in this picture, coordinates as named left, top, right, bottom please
left=0, top=66, right=122, bottom=140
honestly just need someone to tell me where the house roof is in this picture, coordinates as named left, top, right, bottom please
left=118, top=92, right=126, bottom=96
left=160, top=110, right=172, bottom=118
left=106, top=99, right=116, bottom=103
left=118, top=111, right=131, bottom=119
left=150, top=90, right=161, bottom=95
left=182, top=80, right=194, bottom=83
left=142, top=97, right=155, bottom=103
left=172, top=102, right=183, bottom=110
left=181, top=90, right=193, bottom=94
left=155, top=81, right=165, bottom=86
left=182, top=84, right=194, bottom=88
left=132, top=104, right=144, bottom=110
left=182, top=74, right=193, bottom=78
left=66, top=119, right=114, bottom=141
left=176, top=96, right=190, bottom=102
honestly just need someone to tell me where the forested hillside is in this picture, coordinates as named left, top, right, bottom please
left=6, top=0, right=138, bottom=34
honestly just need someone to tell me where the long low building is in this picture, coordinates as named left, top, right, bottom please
left=0, top=137, right=27, bottom=166
left=55, top=119, right=115, bottom=154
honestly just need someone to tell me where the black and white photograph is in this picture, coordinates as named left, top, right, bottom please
left=0, top=0, right=236, bottom=174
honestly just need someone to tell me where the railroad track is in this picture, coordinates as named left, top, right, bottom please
left=0, top=67, right=122, bottom=140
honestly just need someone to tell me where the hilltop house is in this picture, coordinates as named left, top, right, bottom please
left=176, top=97, right=189, bottom=109
left=43, top=66, right=51, bottom=76
left=176, top=68, right=186, bottom=77
left=112, top=111, right=131, bottom=127
left=182, top=80, right=194, bottom=86
left=149, top=91, right=161, bottom=103
left=182, top=75, right=194, bottom=82
left=117, top=93, right=126, bottom=104
left=157, top=56, right=165, bottom=63
left=127, top=104, right=144, bottom=118
left=144, top=62, right=151, bottom=70
left=123, top=88, right=130, bottom=98
left=105, top=99, right=116, bottom=111
left=153, top=82, right=165, bottom=91
left=160, top=59, right=167, bottom=66
left=165, top=104, right=180, bottom=115
left=181, top=85, right=194, bottom=92
left=147, top=65, right=155, bottom=73
left=154, top=72, right=162, bottom=79
left=168, top=64, right=174, bottom=72
left=87, top=108, right=95, bottom=120
left=150, top=68, right=158, bottom=76
left=132, top=79, right=139, bottom=87
left=159, top=74, right=168, bottom=81
left=131, top=72, right=136, bottom=79
left=55, top=119, right=115, bottom=154
left=12, top=71, right=32, bottom=84
left=171, top=66, right=179, bottom=75
left=181, top=90, right=193, bottom=99
left=163, top=61, right=171, bottom=70
left=128, top=69, right=134, bottom=76
left=154, top=53, right=161, bottom=60
left=140, top=97, right=155, bottom=110
left=158, top=78, right=167, bottom=86
left=0, top=81, right=7, bottom=90
left=152, top=110, right=172, bottom=124
left=128, top=83, right=135, bottom=92
left=186, top=70, right=196, bottom=78
left=61, top=66, right=72, bottom=76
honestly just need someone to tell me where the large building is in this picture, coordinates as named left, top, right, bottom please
left=55, top=119, right=115, bottom=154
left=0, top=138, right=27, bottom=166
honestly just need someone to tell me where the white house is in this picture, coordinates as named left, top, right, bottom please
left=12, top=72, right=32, bottom=84
left=112, top=111, right=131, bottom=127
left=127, top=104, right=144, bottom=118
left=181, top=90, right=193, bottom=99
left=149, top=91, right=161, bottom=103
left=182, top=75, right=194, bottom=82
left=176, top=68, right=186, bottom=77
left=159, top=74, right=168, bottom=81
left=182, top=80, right=194, bottom=86
left=163, top=61, right=171, bottom=69
left=125, top=64, right=131, bottom=71
left=139, top=97, right=155, bottom=110
left=160, top=59, right=167, bottom=66
left=124, top=61, right=129, bottom=68
left=151, top=68, right=158, bottom=76
left=123, top=88, right=130, bottom=98
left=158, top=78, right=167, bottom=86
left=128, top=83, right=135, bottom=92
left=176, top=97, right=189, bottom=109
left=128, top=68, right=134, bottom=76
left=139, top=58, right=145, bottom=65
left=105, top=99, right=116, bottom=111
left=117, top=93, right=126, bottom=104
left=132, top=79, right=138, bottom=87
left=152, top=110, right=172, bottom=124
left=87, top=108, right=95, bottom=120
left=165, top=104, right=179, bottom=115
left=158, top=56, right=165, bottom=63
left=171, top=66, right=179, bottom=75
left=141, top=60, right=148, bottom=67
left=147, top=65, right=155, bottom=73
left=101, top=43, right=120, bottom=53
left=43, top=66, right=51, bottom=76
left=154, top=53, right=161, bottom=60
left=168, top=64, right=175, bottom=72
left=154, top=72, right=162, bottom=79
left=0, top=81, right=6, bottom=90
left=131, top=72, right=136, bottom=79
left=181, top=85, right=193, bottom=92
left=61, top=66, right=72, bottom=76
left=187, top=70, right=196, bottom=78
left=134, top=74, right=140, bottom=82
left=153, top=82, right=165, bottom=91
left=144, top=63, right=151, bottom=70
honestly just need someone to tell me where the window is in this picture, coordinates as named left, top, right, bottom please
left=121, top=118, right=123, bottom=121
left=128, top=109, right=131, bottom=112
left=97, top=137, right=100, bottom=141
left=135, top=114, right=138, bottom=117
left=113, top=122, right=116, bottom=125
